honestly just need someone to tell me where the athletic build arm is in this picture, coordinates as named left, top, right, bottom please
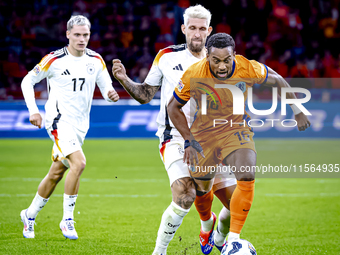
left=168, top=95, right=204, bottom=167
left=112, top=59, right=160, bottom=104
left=265, top=66, right=311, bottom=131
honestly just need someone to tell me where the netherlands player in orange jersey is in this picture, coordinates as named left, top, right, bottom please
left=168, top=33, right=311, bottom=253
left=113, top=5, right=238, bottom=254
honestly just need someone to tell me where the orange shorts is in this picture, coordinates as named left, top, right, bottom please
left=190, top=128, right=256, bottom=179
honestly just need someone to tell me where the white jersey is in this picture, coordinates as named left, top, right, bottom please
left=145, top=44, right=202, bottom=140
left=21, top=47, right=114, bottom=133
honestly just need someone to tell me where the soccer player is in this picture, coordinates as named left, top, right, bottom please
left=20, top=15, right=119, bottom=239
left=168, top=33, right=311, bottom=253
left=112, top=5, right=235, bottom=254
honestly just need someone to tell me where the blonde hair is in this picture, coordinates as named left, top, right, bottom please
left=67, top=15, right=91, bottom=31
left=183, top=4, right=212, bottom=27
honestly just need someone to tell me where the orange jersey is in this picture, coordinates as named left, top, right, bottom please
left=173, top=55, right=268, bottom=135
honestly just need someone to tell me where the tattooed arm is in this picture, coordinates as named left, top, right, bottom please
left=112, top=59, right=160, bottom=104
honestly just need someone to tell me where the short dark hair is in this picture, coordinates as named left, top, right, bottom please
left=206, top=33, right=235, bottom=54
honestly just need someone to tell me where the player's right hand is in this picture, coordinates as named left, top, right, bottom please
left=112, top=59, right=127, bottom=82
left=29, top=113, right=42, bottom=129
left=295, top=112, right=311, bottom=131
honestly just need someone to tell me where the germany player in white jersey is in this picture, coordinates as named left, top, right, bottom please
left=112, top=5, right=235, bottom=254
left=20, top=15, right=119, bottom=240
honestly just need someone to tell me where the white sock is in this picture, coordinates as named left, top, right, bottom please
left=201, top=214, right=214, bottom=232
left=152, top=201, right=190, bottom=255
left=63, top=194, right=77, bottom=220
left=214, top=207, right=230, bottom=246
left=228, top=232, right=240, bottom=242
left=26, top=192, right=49, bottom=219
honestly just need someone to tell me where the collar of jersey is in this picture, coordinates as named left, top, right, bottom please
left=65, top=46, right=86, bottom=59
left=226, top=60, right=236, bottom=79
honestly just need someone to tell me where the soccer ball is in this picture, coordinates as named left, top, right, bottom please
left=221, top=239, right=257, bottom=255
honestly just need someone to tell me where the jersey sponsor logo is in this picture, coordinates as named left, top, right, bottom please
left=33, top=65, right=40, bottom=75
left=177, top=79, right=184, bottom=92
left=61, top=69, right=71, bottom=75
left=173, top=64, right=183, bottom=71
left=236, top=81, right=246, bottom=93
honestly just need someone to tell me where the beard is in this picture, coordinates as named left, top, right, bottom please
left=188, top=39, right=205, bottom=53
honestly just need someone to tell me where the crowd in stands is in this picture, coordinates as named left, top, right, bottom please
left=1, top=0, right=340, bottom=101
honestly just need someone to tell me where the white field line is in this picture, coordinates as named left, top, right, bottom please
left=264, top=193, right=340, bottom=197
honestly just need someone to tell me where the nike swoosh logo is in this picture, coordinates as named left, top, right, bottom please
left=240, top=142, right=250, bottom=145
left=243, top=209, right=250, bottom=212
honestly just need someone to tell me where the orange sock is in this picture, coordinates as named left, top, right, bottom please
left=194, top=190, right=214, bottom=221
left=230, top=180, right=255, bottom=234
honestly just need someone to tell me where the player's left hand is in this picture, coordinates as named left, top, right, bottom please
left=108, top=90, right=119, bottom=102
left=295, top=112, right=311, bottom=131
left=184, top=140, right=205, bottom=171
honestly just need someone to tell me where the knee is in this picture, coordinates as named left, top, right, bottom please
left=172, top=178, right=196, bottom=209
left=235, top=162, right=256, bottom=181
left=181, top=189, right=196, bottom=208
left=71, top=159, right=86, bottom=174
left=237, top=171, right=255, bottom=181
left=180, top=182, right=196, bottom=207
left=186, top=186, right=196, bottom=205
left=78, top=159, right=86, bottom=171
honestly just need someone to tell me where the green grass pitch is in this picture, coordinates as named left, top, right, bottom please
left=0, top=138, right=339, bottom=254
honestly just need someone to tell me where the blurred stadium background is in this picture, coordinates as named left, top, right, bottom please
left=0, top=0, right=339, bottom=254
left=1, top=0, right=340, bottom=100
left=0, top=0, right=340, bottom=138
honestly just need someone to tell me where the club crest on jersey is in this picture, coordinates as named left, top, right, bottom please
left=177, top=79, right=184, bottom=92
left=33, top=65, right=40, bottom=75
left=235, top=81, right=246, bottom=93
left=87, top=63, right=95, bottom=75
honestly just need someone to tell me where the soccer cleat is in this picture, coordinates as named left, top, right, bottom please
left=60, top=218, right=78, bottom=240
left=199, top=212, right=216, bottom=254
left=20, top=209, right=35, bottom=238
left=214, top=227, right=227, bottom=252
